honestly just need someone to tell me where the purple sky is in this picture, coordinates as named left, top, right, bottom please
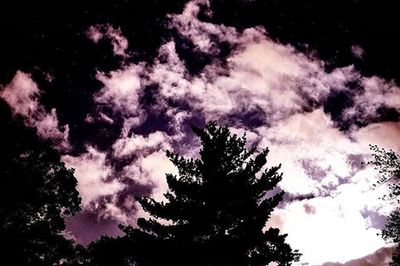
left=1, top=1, right=400, bottom=264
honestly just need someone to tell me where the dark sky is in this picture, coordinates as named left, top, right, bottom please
left=1, top=1, right=399, bottom=264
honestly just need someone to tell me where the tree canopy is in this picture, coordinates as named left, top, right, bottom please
left=0, top=101, right=82, bottom=265
left=118, top=122, right=300, bottom=265
left=369, top=144, right=400, bottom=265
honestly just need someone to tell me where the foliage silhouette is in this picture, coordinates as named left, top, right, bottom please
left=115, top=122, right=300, bottom=265
left=0, top=101, right=83, bottom=266
left=87, top=235, right=137, bottom=266
left=369, top=144, right=400, bottom=265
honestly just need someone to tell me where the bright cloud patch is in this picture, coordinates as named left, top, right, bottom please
left=95, top=64, right=144, bottom=115
left=0, top=70, right=41, bottom=117
left=62, top=146, right=125, bottom=207
left=275, top=194, right=386, bottom=264
left=0, top=70, right=70, bottom=149
left=87, top=24, right=129, bottom=57
left=113, top=131, right=171, bottom=158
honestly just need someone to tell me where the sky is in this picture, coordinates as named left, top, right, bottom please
left=1, top=0, right=400, bottom=265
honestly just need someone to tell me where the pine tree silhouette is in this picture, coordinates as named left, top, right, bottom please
left=120, top=122, right=300, bottom=266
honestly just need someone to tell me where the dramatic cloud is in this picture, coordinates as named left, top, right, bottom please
left=95, top=64, right=144, bottom=115
left=270, top=195, right=384, bottom=265
left=256, top=109, right=355, bottom=196
left=0, top=70, right=40, bottom=117
left=167, top=0, right=237, bottom=55
left=62, top=146, right=124, bottom=207
left=3, top=0, right=399, bottom=264
left=343, top=76, right=400, bottom=126
left=268, top=173, right=390, bottom=264
left=0, top=70, right=70, bottom=149
left=73, top=0, right=400, bottom=263
left=123, top=150, right=178, bottom=202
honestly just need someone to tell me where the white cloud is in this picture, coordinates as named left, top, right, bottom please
left=35, top=108, right=70, bottom=149
left=259, top=109, right=396, bottom=264
left=113, top=131, right=171, bottom=157
left=62, top=146, right=125, bottom=207
left=0, top=70, right=40, bottom=117
left=123, top=150, right=178, bottom=202
left=352, top=121, right=400, bottom=152
left=87, top=24, right=129, bottom=56
left=95, top=64, right=144, bottom=115
left=151, top=10, right=366, bottom=127
left=343, top=76, right=400, bottom=125
left=274, top=194, right=387, bottom=265
left=167, top=0, right=237, bottom=55
left=256, top=109, right=356, bottom=196
left=256, top=109, right=396, bottom=264
left=351, top=45, right=365, bottom=59
left=150, top=41, right=190, bottom=100
left=0, top=71, right=70, bottom=149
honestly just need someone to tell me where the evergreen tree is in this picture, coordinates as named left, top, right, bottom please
left=369, top=145, right=400, bottom=265
left=0, top=101, right=83, bottom=265
left=122, top=122, right=300, bottom=265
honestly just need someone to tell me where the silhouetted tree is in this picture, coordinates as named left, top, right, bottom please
left=369, top=145, right=400, bottom=265
left=121, top=122, right=300, bottom=265
left=87, top=235, right=137, bottom=266
left=0, top=101, right=83, bottom=265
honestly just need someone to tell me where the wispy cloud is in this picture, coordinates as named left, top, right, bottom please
left=87, top=24, right=129, bottom=57
left=62, top=146, right=124, bottom=207
left=0, top=71, right=70, bottom=150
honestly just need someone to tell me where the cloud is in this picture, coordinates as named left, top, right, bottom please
left=0, top=70, right=70, bottom=150
left=351, top=45, right=365, bottom=59
left=3, top=1, right=399, bottom=261
left=123, top=150, right=178, bottom=202
left=35, top=108, right=70, bottom=145
left=322, top=246, right=394, bottom=266
left=95, top=64, right=144, bottom=115
left=257, top=110, right=396, bottom=264
left=270, top=189, right=388, bottom=265
left=113, top=130, right=171, bottom=158
left=0, top=70, right=40, bottom=117
left=167, top=0, right=237, bottom=55
left=62, top=146, right=125, bottom=207
left=352, top=121, right=400, bottom=152
left=87, top=24, right=129, bottom=57
left=151, top=5, right=372, bottom=130
left=343, top=76, right=400, bottom=127
left=254, top=109, right=356, bottom=196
